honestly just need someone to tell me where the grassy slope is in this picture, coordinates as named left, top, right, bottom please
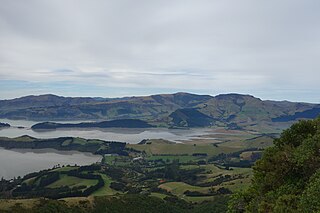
left=147, top=155, right=203, bottom=163
left=1, top=93, right=318, bottom=129
left=158, top=182, right=222, bottom=203
left=91, top=174, right=116, bottom=196
left=51, top=166, right=79, bottom=172
left=128, top=139, right=242, bottom=156
left=158, top=164, right=252, bottom=203
left=47, top=174, right=98, bottom=189
left=0, top=199, right=40, bottom=211
left=0, top=128, right=270, bottom=207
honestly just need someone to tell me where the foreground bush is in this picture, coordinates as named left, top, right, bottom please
left=228, top=118, right=320, bottom=212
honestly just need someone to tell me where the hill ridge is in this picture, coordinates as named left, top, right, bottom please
left=0, top=93, right=319, bottom=129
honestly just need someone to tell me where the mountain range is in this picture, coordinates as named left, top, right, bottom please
left=0, top=93, right=319, bottom=130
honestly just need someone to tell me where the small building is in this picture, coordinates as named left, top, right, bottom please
left=133, top=156, right=143, bottom=161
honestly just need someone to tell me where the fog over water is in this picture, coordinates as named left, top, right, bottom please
left=0, top=119, right=216, bottom=179
left=0, top=119, right=214, bottom=143
left=0, top=148, right=102, bottom=180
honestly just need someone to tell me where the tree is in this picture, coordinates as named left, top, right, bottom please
left=164, top=160, right=180, bottom=180
left=228, top=118, right=320, bottom=212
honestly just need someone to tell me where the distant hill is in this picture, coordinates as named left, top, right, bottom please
left=0, top=135, right=127, bottom=155
left=0, top=93, right=319, bottom=129
left=0, top=122, right=10, bottom=128
left=31, top=119, right=154, bottom=130
left=169, top=108, right=214, bottom=127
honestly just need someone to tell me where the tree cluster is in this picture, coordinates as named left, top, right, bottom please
left=228, top=118, right=320, bottom=212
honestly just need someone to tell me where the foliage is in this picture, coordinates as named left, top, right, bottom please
left=0, top=195, right=229, bottom=213
left=299, top=171, right=320, bottom=212
left=38, top=172, right=60, bottom=188
left=228, top=118, right=320, bottom=212
left=0, top=136, right=128, bottom=155
left=10, top=166, right=105, bottom=199
left=92, top=195, right=184, bottom=213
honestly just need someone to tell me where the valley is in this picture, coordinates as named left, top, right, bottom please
left=0, top=93, right=318, bottom=212
left=1, top=0, right=318, bottom=211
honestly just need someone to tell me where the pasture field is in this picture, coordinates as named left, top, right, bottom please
left=47, top=174, right=98, bottom=189
left=128, top=139, right=242, bottom=156
left=91, top=174, right=116, bottom=196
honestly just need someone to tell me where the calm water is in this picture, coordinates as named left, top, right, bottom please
left=0, top=119, right=214, bottom=179
left=0, top=148, right=102, bottom=179
left=0, top=119, right=213, bottom=143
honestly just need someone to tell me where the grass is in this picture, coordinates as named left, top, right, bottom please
left=180, top=164, right=223, bottom=173
left=157, top=164, right=252, bottom=202
left=158, top=182, right=217, bottom=202
left=149, top=192, right=168, bottom=199
left=72, top=138, right=105, bottom=146
left=201, top=166, right=252, bottom=181
left=220, top=177, right=251, bottom=192
left=60, top=196, right=95, bottom=207
left=0, top=128, right=265, bottom=206
left=159, top=182, right=210, bottom=196
left=183, top=195, right=220, bottom=203
left=243, top=121, right=290, bottom=134
left=51, top=166, right=78, bottom=172
left=14, top=135, right=37, bottom=142
left=61, top=139, right=72, bottom=146
left=91, top=174, right=116, bottom=196
left=240, top=151, right=262, bottom=160
left=87, top=139, right=104, bottom=145
left=147, top=155, right=203, bottom=163
left=220, top=135, right=274, bottom=149
left=72, top=138, right=88, bottom=145
left=128, top=139, right=242, bottom=156
left=102, top=155, right=117, bottom=164
left=0, top=199, right=40, bottom=211
left=47, top=174, right=98, bottom=189
left=23, top=176, right=37, bottom=185
left=103, top=156, right=132, bottom=167
left=0, top=135, right=36, bottom=142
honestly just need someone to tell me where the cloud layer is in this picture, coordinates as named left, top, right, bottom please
left=0, top=0, right=319, bottom=102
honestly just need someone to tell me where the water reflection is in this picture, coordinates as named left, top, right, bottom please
left=0, top=148, right=102, bottom=180
left=0, top=119, right=213, bottom=143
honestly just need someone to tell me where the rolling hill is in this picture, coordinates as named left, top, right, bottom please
left=0, top=93, right=319, bottom=129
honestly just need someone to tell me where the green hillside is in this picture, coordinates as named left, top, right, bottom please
left=0, top=93, right=319, bottom=130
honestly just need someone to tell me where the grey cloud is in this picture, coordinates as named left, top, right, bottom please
left=0, top=0, right=319, bottom=101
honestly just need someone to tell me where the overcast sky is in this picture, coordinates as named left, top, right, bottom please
left=0, top=0, right=319, bottom=102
